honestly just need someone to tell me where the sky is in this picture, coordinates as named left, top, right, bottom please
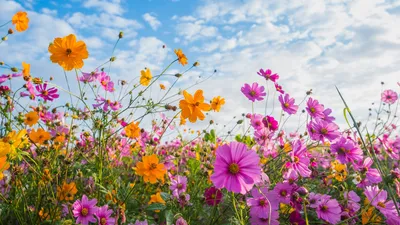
left=1, top=0, right=400, bottom=137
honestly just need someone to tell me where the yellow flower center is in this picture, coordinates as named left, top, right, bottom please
left=320, top=128, right=328, bottom=134
left=211, top=194, right=216, bottom=199
left=150, top=163, right=158, bottom=170
left=321, top=205, right=328, bottom=212
left=280, top=190, right=287, bottom=197
left=377, top=202, right=386, bottom=208
left=310, top=107, right=316, bottom=113
left=250, top=91, right=256, bottom=97
left=293, top=156, right=300, bottom=163
left=100, top=218, right=107, bottom=225
left=338, top=147, right=346, bottom=155
left=81, top=208, right=88, bottom=216
left=66, top=48, right=72, bottom=56
left=42, top=90, right=48, bottom=96
left=177, top=183, right=183, bottom=189
left=284, top=103, right=289, bottom=108
left=259, top=199, right=266, bottom=206
left=228, top=163, right=240, bottom=174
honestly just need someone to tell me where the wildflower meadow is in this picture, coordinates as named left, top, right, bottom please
left=1, top=9, right=400, bottom=225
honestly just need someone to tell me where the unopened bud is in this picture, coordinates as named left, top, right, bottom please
left=175, top=73, right=182, bottom=78
left=110, top=57, right=116, bottom=62
left=193, top=61, right=200, bottom=67
left=1, top=36, right=7, bottom=41
left=11, top=67, right=18, bottom=72
left=8, top=29, right=13, bottom=35
left=119, top=31, right=123, bottom=39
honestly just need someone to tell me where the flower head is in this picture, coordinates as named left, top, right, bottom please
left=306, top=98, right=325, bottom=119
left=48, top=34, right=89, bottom=71
left=179, top=90, right=211, bottom=123
left=211, top=96, right=225, bottom=112
left=246, top=187, right=279, bottom=219
left=140, top=68, right=152, bottom=86
left=211, top=142, right=261, bottom=194
left=174, top=49, right=188, bottom=66
left=170, top=175, right=187, bottom=198
left=22, top=62, right=30, bottom=80
left=24, top=111, right=39, bottom=127
left=124, top=121, right=140, bottom=139
left=95, top=205, right=115, bottom=225
left=29, top=128, right=51, bottom=145
left=330, top=137, right=363, bottom=164
left=35, top=83, right=59, bottom=102
left=12, top=12, right=29, bottom=32
left=316, top=198, right=342, bottom=224
left=72, top=195, right=97, bottom=225
left=257, top=69, right=279, bottom=82
left=241, top=83, right=266, bottom=102
left=57, top=182, right=78, bottom=201
left=279, top=94, right=298, bottom=115
left=204, top=187, right=223, bottom=206
left=381, top=89, right=398, bottom=104
left=135, top=154, right=166, bottom=184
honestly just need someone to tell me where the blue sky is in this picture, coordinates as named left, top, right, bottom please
left=1, top=0, right=400, bottom=134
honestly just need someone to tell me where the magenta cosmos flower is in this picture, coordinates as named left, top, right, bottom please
left=241, top=83, right=266, bottom=102
left=275, top=83, right=284, bottom=94
left=279, top=94, right=298, bottom=115
left=72, top=195, right=98, bottom=225
left=306, top=98, right=325, bottom=118
left=381, top=89, right=398, bottom=104
left=262, top=115, right=278, bottom=131
left=330, top=137, right=363, bottom=164
left=95, top=205, right=115, bottom=225
left=35, top=83, right=59, bottom=101
left=211, top=142, right=261, bottom=194
left=246, top=187, right=279, bottom=219
left=257, top=69, right=279, bottom=82
left=93, top=96, right=122, bottom=111
left=170, top=175, right=187, bottom=198
left=365, top=186, right=398, bottom=218
left=316, top=197, right=342, bottom=224
left=286, top=140, right=311, bottom=177
left=308, top=119, right=340, bottom=142
left=204, top=186, right=223, bottom=206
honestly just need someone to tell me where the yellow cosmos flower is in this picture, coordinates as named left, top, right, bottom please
left=135, top=154, right=166, bottom=184
left=22, top=62, right=31, bottom=80
left=29, top=128, right=51, bottom=145
left=12, top=12, right=29, bottom=32
left=174, top=49, right=188, bottom=66
left=159, top=84, right=166, bottom=90
left=124, top=121, right=141, bottom=139
left=179, top=90, right=211, bottom=123
left=24, top=111, right=39, bottom=127
left=2, top=129, right=28, bottom=157
left=210, top=96, right=225, bottom=112
left=48, top=34, right=89, bottom=71
left=140, top=68, right=152, bottom=86
left=148, top=192, right=166, bottom=212
left=57, top=182, right=78, bottom=201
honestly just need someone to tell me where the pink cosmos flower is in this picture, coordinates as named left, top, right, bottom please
left=257, top=69, right=279, bottom=82
left=306, top=98, right=325, bottom=119
left=321, top=108, right=335, bottom=123
left=241, top=83, right=266, bottom=102
left=211, top=142, right=261, bottom=194
left=381, top=89, right=398, bottom=104
left=170, top=175, right=187, bottom=198
left=246, top=187, right=279, bottom=219
left=0, top=73, right=22, bottom=84
left=279, top=94, right=298, bottom=115
left=289, top=211, right=306, bottom=225
left=93, top=97, right=122, bottom=111
left=175, top=217, right=188, bottom=225
left=262, top=116, right=278, bottom=131
left=204, top=186, right=223, bottom=206
left=35, top=83, right=59, bottom=101
left=98, top=72, right=115, bottom=92
left=308, top=119, right=340, bottom=142
left=254, top=128, right=273, bottom=146
left=330, top=137, right=363, bottom=164
left=316, top=197, right=342, bottom=224
left=286, top=140, right=311, bottom=177
left=365, top=186, right=397, bottom=217
left=249, top=210, right=280, bottom=225
left=250, top=114, right=265, bottom=131
left=274, top=83, right=284, bottom=94
left=95, top=205, right=115, bottom=225
left=72, top=195, right=98, bottom=225
left=79, top=70, right=101, bottom=83
left=271, top=182, right=293, bottom=204
left=354, top=157, right=382, bottom=187
left=21, top=80, right=36, bottom=100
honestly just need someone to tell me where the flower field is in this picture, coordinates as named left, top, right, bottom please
left=1, top=11, right=400, bottom=225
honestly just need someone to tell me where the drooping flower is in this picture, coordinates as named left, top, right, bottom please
left=72, top=195, right=97, bottom=225
left=174, top=49, right=188, bottom=66
left=57, top=182, right=78, bottom=201
left=24, top=111, right=39, bottom=127
left=179, top=90, right=211, bottom=123
left=48, top=34, right=89, bottom=71
left=135, top=154, right=166, bottom=184
left=12, top=11, right=29, bottom=32
left=257, top=69, right=279, bottom=82
left=148, top=192, right=166, bottom=209
left=29, top=128, right=51, bottom=145
left=210, top=142, right=261, bottom=194
left=124, top=121, right=141, bottom=139
left=95, top=205, right=115, bottom=225
left=79, top=71, right=100, bottom=83
left=330, top=137, right=363, bottom=164
left=241, top=83, right=266, bottom=102
left=279, top=94, right=298, bottom=115
left=170, top=175, right=187, bottom=198
left=306, top=98, right=325, bottom=119
left=316, top=197, right=342, bottom=224
left=140, top=68, right=152, bottom=86
left=210, top=96, right=225, bottom=112
left=204, top=186, right=223, bottom=206
left=35, top=83, right=59, bottom=102
left=381, top=89, right=398, bottom=104
left=286, top=140, right=311, bottom=177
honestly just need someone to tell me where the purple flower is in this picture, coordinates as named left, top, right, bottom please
left=0, top=73, right=22, bottom=84
left=279, top=94, right=298, bottom=115
left=289, top=211, right=306, bottom=225
left=210, top=142, right=261, bottom=194
left=316, top=197, right=342, bottom=224
left=262, top=116, right=278, bottom=131
left=250, top=114, right=265, bottom=131
left=98, top=72, right=115, bottom=92
left=79, top=70, right=101, bottom=83
left=35, top=82, right=59, bottom=101
left=274, top=83, right=284, bottom=94
left=365, top=186, right=397, bottom=218
left=72, top=195, right=98, bottom=225
left=246, top=187, right=278, bottom=219
left=249, top=211, right=280, bottom=225
left=175, top=217, right=188, bottom=225
left=170, top=175, right=187, bottom=198
left=257, top=69, right=279, bottom=82
left=95, top=205, right=115, bottom=225
left=241, top=83, right=266, bottom=102
left=306, top=98, right=325, bottom=119
left=308, top=119, right=340, bottom=142
left=204, top=186, right=223, bottom=206
left=330, top=137, right=363, bottom=164
left=133, top=220, right=148, bottom=225
left=354, top=157, right=382, bottom=187
left=286, top=140, right=311, bottom=177
left=93, top=97, right=122, bottom=111
left=321, top=108, right=335, bottom=123
left=271, top=182, right=293, bottom=204
left=381, top=89, right=398, bottom=104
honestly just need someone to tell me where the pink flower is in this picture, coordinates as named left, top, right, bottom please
left=279, top=94, right=298, bottom=115
left=95, top=205, right=115, bottom=225
left=250, top=114, right=265, bottom=131
left=204, top=186, right=223, bottom=206
left=274, top=83, right=284, bottom=94
left=330, top=137, right=363, bottom=164
left=72, top=195, right=98, bottom=225
left=354, top=157, right=382, bottom=187
left=98, top=72, right=115, bottom=92
left=271, top=182, right=293, bottom=204
left=365, top=186, right=398, bottom=218
left=257, top=69, right=279, bottom=82
left=79, top=70, right=101, bottom=83
left=35, top=82, right=59, bottom=101
left=249, top=211, right=280, bottom=225
left=211, top=142, right=261, bottom=194
left=93, top=97, right=121, bottom=111
left=262, top=116, right=278, bottom=131
left=241, top=83, right=266, bottom=102
left=286, top=140, right=311, bottom=177
left=0, top=73, right=22, bottom=84
left=316, top=197, right=342, bottom=224
left=246, top=187, right=279, bottom=219
left=306, top=98, right=325, bottom=119
left=308, top=119, right=340, bottom=142
left=381, top=89, right=398, bottom=104
left=170, top=175, right=187, bottom=198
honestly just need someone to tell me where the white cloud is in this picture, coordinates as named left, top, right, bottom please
left=67, top=12, right=142, bottom=29
left=85, top=36, right=105, bottom=49
left=41, top=8, right=57, bottom=16
left=143, top=13, right=162, bottom=30
left=175, top=20, right=218, bottom=42
left=82, top=0, right=124, bottom=15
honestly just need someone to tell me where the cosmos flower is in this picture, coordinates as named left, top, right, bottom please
left=140, top=68, right=152, bottom=86
left=210, top=96, right=225, bottom=112
left=316, top=197, right=342, bottom=224
left=381, top=89, right=398, bottom=104
left=35, top=83, right=59, bottom=101
left=241, top=83, right=266, bottom=102
left=95, top=205, right=115, bottom=225
left=330, top=137, right=363, bottom=164
left=306, top=98, right=325, bottom=119
left=170, top=175, right=187, bottom=198
left=72, top=195, right=97, bottom=225
left=286, top=140, right=311, bottom=177
left=12, top=11, right=29, bottom=32
left=279, top=94, right=298, bottom=115
left=204, top=187, right=223, bottom=206
left=246, top=187, right=279, bottom=219
left=135, top=154, right=166, bottom=184
left=257, top=69, right=279, bottom=82
left=179, top=90, right=211, bottom=123
left=174, top=49, right=188, bottom=66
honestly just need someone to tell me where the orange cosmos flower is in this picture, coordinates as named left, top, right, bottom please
left=210, top=96, right=225, bottom=112
left=12, top=12, right=29, bottom=32
left=29, top=128, right=51, bottom=145
left=24, top=111, right=39, bottom=127
left=48, top=34, right=89, bottom=71
left=135, top=154, right=166, bottom=184
left=57, top=182, right=78, bottom=201
left=22, top=62, right=31, bottom=80
left=179, top=90, right=211, bottom=123
left=0, top=157, right=10, bottom=180
left=159, top=84, right=166, bottom=90
left=140, top=68, right=152, bottom=86
left=124, top=121, right=140, bottom=139
left=174, top=49, right=188, bottom=66
left=179, top=114, right=186, bottom=125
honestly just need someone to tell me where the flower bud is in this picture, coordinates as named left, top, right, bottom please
left=193, top=61, right=200, bottom=67
left=8, top=29, right=13, bottom=34
left=110, top=57, right=116, bottom=62
left=297, top=187, right=309, bottom=196
left=119, top=31, right=123, bottom=39
left=175, top=73, right=182, bottom=78
left=1, top=36, right=7, bottom=41
left=11, top=67, right=18, bottom=72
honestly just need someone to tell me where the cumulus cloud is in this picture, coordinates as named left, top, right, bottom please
left=143, top=13, right=161, bottom=30
left=82, top=0, right=125, bottom=15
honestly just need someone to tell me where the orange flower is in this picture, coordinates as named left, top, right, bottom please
left=362, top=206, right=382, bottom=224
left=29, top=128, right=51, bottom=144
left=174, top=49, right=188, bottom=66
left=135, top=154, right=166, bottom=184
left=210, top=96, right=225, bottom=112
left=179, top=114, right=186, bottom=125
left=48, top=34, right=89, bottom=71
left=24, top=111, right=39, bottom=127
left=140, top=68, right=152, bottom=86
left=179, top=90, right=211, bottom=123
left=159, top=84, right=166, bottom=90
left=148, top=192, right=166, bottom=212
left=57, top=182, right=78, bottom=201
left=0, top=157, right=10, bottom=180
left=2, top=130, right=28, bottom=157
left=124, top=121, right=140, bottom=139
left=22, top=62, right=30, bottom=80
left=12, top=12, right=29, bottom=32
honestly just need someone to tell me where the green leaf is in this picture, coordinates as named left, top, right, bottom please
left=146, top=203, right=166, bottom=211
left=160, top=192, right=171, bottom=201
left=187, top=158, right=201, bottom=175
left=165, top=210, right=174, bottom=225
